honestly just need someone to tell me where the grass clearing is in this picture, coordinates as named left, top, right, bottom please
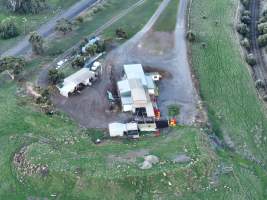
left=153, top=0, right=179, bottom=32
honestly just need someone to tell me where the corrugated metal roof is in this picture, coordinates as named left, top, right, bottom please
left=64, top=68, right=95, bottom=85
left=124, top=64, right=147, bottom=86
left=117, top=79, right=130, bottom=95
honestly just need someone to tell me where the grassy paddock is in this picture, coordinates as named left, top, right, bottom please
left=190, top=0, right=267, bottom=162
left=152, top=0, right=179, bottom=32
left=0, top=82, right=216, bottom=199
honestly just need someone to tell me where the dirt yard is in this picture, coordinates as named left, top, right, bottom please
left=50, top=0, right=198, bottom=128
left=51, top=63, right=132, bottom=128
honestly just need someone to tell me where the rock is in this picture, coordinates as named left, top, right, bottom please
left=172, top=154, right=191, bottom=163
left=139, top=160, right=152, bottom=170
left=144, top=155, right=159, bottom=164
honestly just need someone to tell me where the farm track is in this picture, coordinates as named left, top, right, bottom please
left=250, top=0, right=267, bottom=89
left=37, top=0, right=147, bottom=87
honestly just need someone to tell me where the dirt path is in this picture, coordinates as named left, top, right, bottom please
left=106, top=0, right=198, bottom=125
left=1, top=0, right=98, bottom=57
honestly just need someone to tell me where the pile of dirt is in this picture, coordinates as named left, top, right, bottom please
left=13, top=146, right=49, bottom=177
left=139, top=155, right=159, bottom=170
left=143, top=66, right=172, bottom=79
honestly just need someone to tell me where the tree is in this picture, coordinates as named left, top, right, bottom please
left=55, top=18, right=73, bottom=35
left=71, top=55, right=85, bottom=68
left=258, top=34, right=267, bottom=47
left=186, top=30, right=196, bottom=42
left=0, top=17, right=19, bottom=39
left=85, top=44, right=97, bottom=56
left=240, top=38, right=250, bottom=50
left=48, top=69, right=64, bottom=85
left=0, top=56, right=25, bottom=75
left=236, top=23, right=249, bottom=37
left=258, top=22, right=267, bottom=34
left=7, top=0, right=47, bottom=14
left=115, top=28, right=128, bottom=39
left=240, top=0, right=250, bottom=9
left=246, top=53, right=256, bottom=66
left=29, top=31, right=44, bottom=55
left=240, top=15, right=251, bottom=25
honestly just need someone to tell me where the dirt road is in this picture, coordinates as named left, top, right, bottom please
left=1, top=0, right=98, bottom=57
left=37, top=0, right=146, bottom=88
left=106, top=0, right=198, bottom=125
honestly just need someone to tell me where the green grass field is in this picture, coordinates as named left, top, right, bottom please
left=0, top=81, right=217, bottom=199
left=2, top=0, right=267, bottom=199
left=190, top=0, right=267, bottom=163
left=153, top=0, right=179, bottom=32
left=0, top=0, right=78, bottom=53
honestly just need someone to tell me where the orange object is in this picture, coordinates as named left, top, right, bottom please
left=154, top=109, right=161, bottom=120
left=169, top=118, right=177, bottom=127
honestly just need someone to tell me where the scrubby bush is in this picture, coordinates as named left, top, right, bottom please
left=0, top=56, right=25, bottom=75
left=240, top=0, right=250, bottom=9
left=7, top=0, right=47, bottom=14
left=71, top=55, right=85, bottom=68
left=258, top=22, right=267, bottom=34
left=246, top=53, right=257, bottom=66
left=258, top=34, right=267, bottom=47
left=240, top=15, right=251, bottom=25
left=241, top=10, right=251, bottom=17
left=263, top=95, right=267, bottom=101
left=186, top=30, right=196, bottom=42
left=48, top=69, right=64, bottom=85
left=0, top=17, right=19, bottom=39
left=240, top=38, right=250, bottom=49
left=75, top=16, right=84, bottom=24
left=55, top=18, right=73, bottom=35
left=237, top=23, right=249, bottom=37
left=29, top=31, right=44, bottom=55
left=115, top=28, right=128, bottom=39
left=255, top=79, right=265, bottom=89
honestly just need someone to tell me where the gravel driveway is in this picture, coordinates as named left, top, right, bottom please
left=106, top=0, right=199, bottom=125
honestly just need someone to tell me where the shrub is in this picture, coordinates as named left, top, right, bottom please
left=241, top=10, right=251, bottom=17
left=75, top=16, right=84, bottom=24
left=258, top=34, right=267, bottom=47
left=240, top=38, right=250, bottom=49
left=55, top=18, right=73, bottom=35
left=240, top=0, right=250, bottom=9
left=246, top=53, right=257, bottom=66
left=48, top=69, right=64, bottom=85
left=115, top=28, right=128, bottom=39
left=255, top=79, right=265, bottom=89
left=71, top=56, right=85, bottom=68
left=0, top=17, right=19, bottom=39
left=240, top=15, right=251, bottom=25
left=7, top=0, right=47, bottom=14
left=168, top=105, right=180, bottom=117
left=236, top=23, right=249, bottom=37
left=186, top=30, right=196, bottom=42
left=0, top=56, right=25, bottom=75
left=258, top=22, right=267, bottom=34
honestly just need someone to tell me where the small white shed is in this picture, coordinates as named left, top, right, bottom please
left=109, top=123, right=126, bottom=137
